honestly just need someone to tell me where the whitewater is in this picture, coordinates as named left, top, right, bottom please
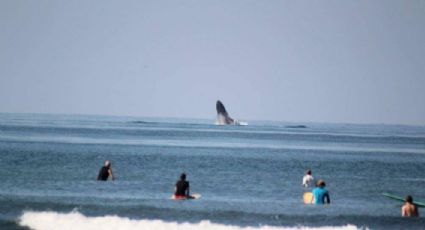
left=19, top=211, right=359, bottom=230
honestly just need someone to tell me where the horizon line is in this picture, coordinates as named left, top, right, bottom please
left=0, top=111, right=424, bottom=128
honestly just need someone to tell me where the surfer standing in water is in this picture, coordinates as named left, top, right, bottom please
left=97, top=160, right=114, bottom=181
left=312, top=180, right=330, bottom=204
left=402, top=195, right=419, bottom=217
left=174, top=173, right=194, bottom=199
left=302, top=169, right=314, bottom=187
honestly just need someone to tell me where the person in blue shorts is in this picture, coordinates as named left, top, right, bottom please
left=312, top=179, right=330, bottom=204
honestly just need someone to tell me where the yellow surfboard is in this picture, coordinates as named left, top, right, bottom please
left=303, top=192, right=314, bottom=204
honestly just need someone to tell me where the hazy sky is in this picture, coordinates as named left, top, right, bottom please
left=1, top=0, right=424, bottom=125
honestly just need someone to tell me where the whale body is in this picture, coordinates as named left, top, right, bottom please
left=215, top=100, right=247, bottom=125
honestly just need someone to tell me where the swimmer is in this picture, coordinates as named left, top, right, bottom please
left=174, top=173, right=194, bottom=199
left=97, top=160, right=114, bottom=181
left=402, top=195, right=419, bottom=217
left=312, top=179, right=330, bottom=204
left=302, top=169, right=314, bottom=187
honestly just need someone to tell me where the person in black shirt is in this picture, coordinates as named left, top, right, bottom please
left=97, top=160, right=114, bottom=181
left=174, top=173, right=193, bottom=199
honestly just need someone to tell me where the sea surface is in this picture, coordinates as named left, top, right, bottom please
left=0, top=113, right=424, bottom=230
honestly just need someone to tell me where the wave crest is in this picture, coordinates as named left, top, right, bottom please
left=19, top=211, right=360, bottom=230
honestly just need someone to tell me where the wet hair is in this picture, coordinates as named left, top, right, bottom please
left=316, top=180, right=326, bottom=187
left=405, top=195, right=413, bottom=203
left=180, top=173, right=186, bottom=181
left=306, top=170, right=312, bottom=175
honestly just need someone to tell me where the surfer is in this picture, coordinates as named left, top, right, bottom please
left=97, top=160, right=114, bottom=181
left=402, top=195, right=419, bottom=217
left=174, top=173, right=194, bottom=199
left=312, top=180, right=330, bottom=204
left=302, top=169, right=314, bottom=187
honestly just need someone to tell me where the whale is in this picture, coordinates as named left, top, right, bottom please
left=215, top=100, right=247, bottom=125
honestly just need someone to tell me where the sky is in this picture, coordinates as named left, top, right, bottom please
left=1, top=0, right=424, bottom=125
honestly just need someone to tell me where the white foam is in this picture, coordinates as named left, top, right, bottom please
left=19, top=211, right=361, bottom=230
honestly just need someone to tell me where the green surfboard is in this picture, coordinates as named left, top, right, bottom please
left=382, top=193, right=425, bottom=208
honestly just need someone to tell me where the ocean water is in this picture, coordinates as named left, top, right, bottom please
left=0, top=113, right=424, bottom=230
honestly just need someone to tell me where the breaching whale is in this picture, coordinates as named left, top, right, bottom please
left=215, top=100, right=247, bottom=125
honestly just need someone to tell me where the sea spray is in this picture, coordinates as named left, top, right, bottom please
left=19, top=211, right=361, bottom=230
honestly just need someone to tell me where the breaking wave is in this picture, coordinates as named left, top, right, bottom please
left=19, top=211, right=361, bottom=230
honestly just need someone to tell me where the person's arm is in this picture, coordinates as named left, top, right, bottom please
left=186, top=182, right=190, bottom=196
left=302, top=176, right=306, bottom=187
left=108, top=169, right=114, bottom=181
left=401, top=205, right=406, bottom=217
left=325, top=192, right=330, bottom=204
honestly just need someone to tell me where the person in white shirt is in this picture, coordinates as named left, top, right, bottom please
left=302, top=169, right=314, bottom=187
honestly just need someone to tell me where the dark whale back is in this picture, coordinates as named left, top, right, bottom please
left=216, top=100, right=229, bottom=117
left=216, top=100, right=234, bottom=124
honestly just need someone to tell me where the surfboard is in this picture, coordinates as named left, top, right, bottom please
left=382, top=193, right=425, bottom=208
left=171, top=193, right=201, bottom=200
left=303, top=192, right=314, bottom=204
